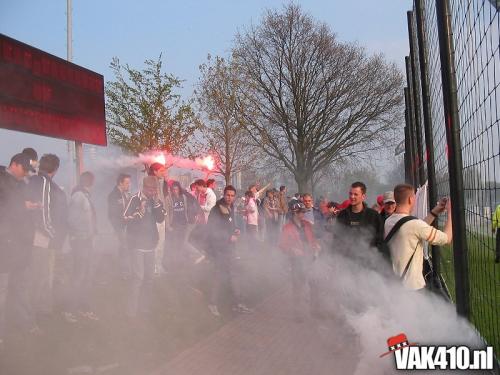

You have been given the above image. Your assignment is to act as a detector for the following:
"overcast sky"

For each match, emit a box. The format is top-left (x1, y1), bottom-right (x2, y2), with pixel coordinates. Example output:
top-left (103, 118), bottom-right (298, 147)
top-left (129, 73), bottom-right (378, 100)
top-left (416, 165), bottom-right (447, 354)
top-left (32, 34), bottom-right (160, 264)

top-left (0, 0), bottom-right (412, 180)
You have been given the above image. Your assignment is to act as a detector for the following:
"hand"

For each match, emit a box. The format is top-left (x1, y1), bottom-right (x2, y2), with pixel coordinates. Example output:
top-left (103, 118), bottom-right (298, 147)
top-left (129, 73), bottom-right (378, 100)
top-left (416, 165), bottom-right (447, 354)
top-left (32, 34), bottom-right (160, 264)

top-left (25, 201), bottom-right (42, 210)
top-left (234, 229), bottom-right (241, 236)
top-left (433, 197), bottom-right (448, 214)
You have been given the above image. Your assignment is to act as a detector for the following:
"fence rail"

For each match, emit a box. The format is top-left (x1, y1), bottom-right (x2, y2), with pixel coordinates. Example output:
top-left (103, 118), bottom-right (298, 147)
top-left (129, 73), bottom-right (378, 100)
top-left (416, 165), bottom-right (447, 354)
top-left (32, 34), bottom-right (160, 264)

top-left (404, 0), bottom-right (500, 361)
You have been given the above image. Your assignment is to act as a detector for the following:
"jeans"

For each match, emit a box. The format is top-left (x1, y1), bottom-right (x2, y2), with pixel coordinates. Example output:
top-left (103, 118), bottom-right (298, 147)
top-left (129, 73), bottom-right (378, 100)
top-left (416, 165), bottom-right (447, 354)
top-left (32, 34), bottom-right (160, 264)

top-left (164, 224), bottom-right (203, 272)
top-left (128, 249), bottom-right (155, 317)
top-left (289, 255), bottom-right (318, 318)
top-left (6, 264), bottom-right (36, 333)
top-left (28, 246), bottom-right (55, 314)
top-left (279, 214), bottom-right (287, 230)
top-left (66, 238), bottom-right (96, 313)
top-left (155, 222), bottom-right (166, 271)
top-left (113, 227), bottom-right (130, 277)
top-left (210, 249), bottom-right (241, 307)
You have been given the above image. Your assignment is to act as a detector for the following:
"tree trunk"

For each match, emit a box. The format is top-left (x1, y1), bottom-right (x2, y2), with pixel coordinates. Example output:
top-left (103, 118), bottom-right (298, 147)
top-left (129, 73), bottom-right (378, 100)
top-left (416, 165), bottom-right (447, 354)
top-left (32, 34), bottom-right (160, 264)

top-left (295, 172), bottom-right (311, 194)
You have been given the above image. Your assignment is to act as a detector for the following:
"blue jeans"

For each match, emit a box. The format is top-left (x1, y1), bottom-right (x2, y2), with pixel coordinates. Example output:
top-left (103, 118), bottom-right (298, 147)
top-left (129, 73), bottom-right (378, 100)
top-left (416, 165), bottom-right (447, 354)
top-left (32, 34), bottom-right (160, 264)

top-left (128, 249), bottom-right (155, 317)
top-left (66, 238), bottom-right (96, 313)
top-left (6, 265), bottom-right (36, 333)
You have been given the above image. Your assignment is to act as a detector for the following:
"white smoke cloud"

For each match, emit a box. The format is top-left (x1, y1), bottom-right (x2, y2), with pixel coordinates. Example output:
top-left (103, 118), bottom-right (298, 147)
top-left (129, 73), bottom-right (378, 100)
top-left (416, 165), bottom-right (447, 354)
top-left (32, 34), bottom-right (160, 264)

top-left (311, 224), bottom-right (483, 375)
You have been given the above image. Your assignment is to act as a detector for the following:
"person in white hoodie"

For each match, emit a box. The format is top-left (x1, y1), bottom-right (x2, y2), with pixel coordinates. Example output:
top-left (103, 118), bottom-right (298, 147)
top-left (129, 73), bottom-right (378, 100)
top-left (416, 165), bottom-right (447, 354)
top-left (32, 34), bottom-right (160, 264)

top-left (195, 179), bottom-right (216, 223)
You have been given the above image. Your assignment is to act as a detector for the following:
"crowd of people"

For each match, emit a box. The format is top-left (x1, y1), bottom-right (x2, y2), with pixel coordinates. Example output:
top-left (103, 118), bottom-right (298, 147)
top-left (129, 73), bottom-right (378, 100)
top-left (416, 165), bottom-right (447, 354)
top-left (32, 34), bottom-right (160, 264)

top-left (0, 146), bottom-right (467, 349)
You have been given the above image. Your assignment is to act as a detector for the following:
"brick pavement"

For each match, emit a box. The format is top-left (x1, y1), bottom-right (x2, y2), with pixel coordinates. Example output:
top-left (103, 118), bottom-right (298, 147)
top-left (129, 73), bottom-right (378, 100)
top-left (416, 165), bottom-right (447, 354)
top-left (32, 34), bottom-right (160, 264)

top-left (151, 289), bottom-right (359, 375)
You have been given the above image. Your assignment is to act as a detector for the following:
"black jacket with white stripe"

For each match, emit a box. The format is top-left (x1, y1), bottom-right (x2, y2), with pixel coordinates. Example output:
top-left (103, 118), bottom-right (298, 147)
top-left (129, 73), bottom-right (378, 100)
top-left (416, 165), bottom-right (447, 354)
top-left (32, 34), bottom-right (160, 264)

top-left (124, 192), bottom-right (165, 251)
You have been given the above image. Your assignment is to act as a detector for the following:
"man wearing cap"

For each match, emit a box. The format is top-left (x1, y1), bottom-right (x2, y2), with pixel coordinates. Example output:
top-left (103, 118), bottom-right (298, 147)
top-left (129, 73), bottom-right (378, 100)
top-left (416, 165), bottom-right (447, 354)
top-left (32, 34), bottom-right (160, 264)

top-left (279, 201), bottom-right (321, 321)
top-left (380, 191), bottom-right (397, 224)
top-left (22, 147), bottom-right (38, 175)
top-left (0, 153), bottom-right (38, 340)
top-left (124, 176), bottom-right (165, 318)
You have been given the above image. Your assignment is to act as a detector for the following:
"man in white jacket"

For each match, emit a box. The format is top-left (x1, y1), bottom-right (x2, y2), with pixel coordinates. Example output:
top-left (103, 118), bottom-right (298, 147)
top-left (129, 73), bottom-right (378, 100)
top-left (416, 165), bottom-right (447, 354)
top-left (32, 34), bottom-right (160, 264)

top-left (195, 179), bottom-right (216, 223)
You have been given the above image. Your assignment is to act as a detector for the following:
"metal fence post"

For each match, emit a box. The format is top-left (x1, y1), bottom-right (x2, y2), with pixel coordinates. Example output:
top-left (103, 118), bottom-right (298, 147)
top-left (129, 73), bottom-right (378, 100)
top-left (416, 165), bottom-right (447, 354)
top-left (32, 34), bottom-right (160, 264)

top-left (414, 0), bottom-right (445, 294)
top-left (405, 58), bottom-right (419, 187)
top-left (435, 0), bottom-right (470, 317)
top-left (404, 87), bottom-right (417, 186)
top-left (407, 11), bottom-right (426, 186)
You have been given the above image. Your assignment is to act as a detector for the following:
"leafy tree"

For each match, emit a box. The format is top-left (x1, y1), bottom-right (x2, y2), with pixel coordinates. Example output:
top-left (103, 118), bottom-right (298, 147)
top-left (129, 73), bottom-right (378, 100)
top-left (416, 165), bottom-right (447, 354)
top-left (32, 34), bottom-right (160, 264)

top-left (232, 4), bottom-right (404, 192)
top-left (196, 55), bottom-right (257, 185)
top-left (106, 56), bottom-right (200, 156)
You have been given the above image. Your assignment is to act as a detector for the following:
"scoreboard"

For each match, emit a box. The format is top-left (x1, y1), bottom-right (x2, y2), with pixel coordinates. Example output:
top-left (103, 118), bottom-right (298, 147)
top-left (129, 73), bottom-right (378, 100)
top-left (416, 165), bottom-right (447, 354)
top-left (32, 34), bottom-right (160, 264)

top-left (0, 34), bottom-right (106, 146)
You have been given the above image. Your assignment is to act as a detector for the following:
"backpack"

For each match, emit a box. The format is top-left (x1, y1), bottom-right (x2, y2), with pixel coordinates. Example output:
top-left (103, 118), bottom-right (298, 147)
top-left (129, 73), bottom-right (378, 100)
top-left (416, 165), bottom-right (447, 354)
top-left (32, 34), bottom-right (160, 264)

top-left (384, 216), bottom-right (417, 280)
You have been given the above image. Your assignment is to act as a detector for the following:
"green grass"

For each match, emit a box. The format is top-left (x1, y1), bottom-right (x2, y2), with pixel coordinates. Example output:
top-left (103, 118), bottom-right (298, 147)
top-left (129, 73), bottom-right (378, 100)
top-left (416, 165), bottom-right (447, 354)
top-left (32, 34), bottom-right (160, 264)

top-left (439, 233), bottom-right (499, 357)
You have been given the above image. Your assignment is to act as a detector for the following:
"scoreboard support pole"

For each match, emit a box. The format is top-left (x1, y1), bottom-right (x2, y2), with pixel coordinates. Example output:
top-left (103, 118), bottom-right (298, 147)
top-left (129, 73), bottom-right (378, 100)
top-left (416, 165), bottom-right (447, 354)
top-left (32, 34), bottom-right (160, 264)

top-left (75, 141), bottom-right (83, 177)
top-left (67, 0), bottom-right (83, 182)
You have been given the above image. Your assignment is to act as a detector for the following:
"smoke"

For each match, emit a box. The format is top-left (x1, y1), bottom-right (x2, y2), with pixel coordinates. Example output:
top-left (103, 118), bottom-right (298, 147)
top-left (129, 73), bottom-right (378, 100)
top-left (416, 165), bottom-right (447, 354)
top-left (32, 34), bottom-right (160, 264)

top-left (310, 223), bottom-right (483, 374)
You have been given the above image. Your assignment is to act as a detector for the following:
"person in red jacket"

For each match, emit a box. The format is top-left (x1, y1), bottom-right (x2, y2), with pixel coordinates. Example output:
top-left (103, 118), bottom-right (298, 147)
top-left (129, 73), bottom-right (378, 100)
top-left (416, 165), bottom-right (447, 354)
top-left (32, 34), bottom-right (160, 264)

top-left (279, 202), bottom-right (321, 321)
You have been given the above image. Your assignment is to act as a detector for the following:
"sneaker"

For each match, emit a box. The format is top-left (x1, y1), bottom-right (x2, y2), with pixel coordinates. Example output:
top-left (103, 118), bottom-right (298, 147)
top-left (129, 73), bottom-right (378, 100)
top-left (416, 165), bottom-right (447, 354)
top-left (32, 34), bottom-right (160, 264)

top-left (29, 325), bottom-right (43, 336)
top-left (232, 304), bottom-right (254, 314)
top-left (208, 304), bottom-right (221, 317)
top-left (154, 264), bottom-right (167, 276)
top-left (62, 311), bottom-right (78, 323)
top-left (79, 311), bottom-right (99, 321)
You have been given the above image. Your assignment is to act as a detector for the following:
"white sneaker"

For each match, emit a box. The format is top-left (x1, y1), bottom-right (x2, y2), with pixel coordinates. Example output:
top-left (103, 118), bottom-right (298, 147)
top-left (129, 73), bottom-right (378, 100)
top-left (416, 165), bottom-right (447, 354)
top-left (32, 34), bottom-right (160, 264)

top-left (62, 311), bottom-right (78, 323)
top-left (232, 304), bottom-right (254, 314)
top-left (208, 304), bottom-right (221, 317)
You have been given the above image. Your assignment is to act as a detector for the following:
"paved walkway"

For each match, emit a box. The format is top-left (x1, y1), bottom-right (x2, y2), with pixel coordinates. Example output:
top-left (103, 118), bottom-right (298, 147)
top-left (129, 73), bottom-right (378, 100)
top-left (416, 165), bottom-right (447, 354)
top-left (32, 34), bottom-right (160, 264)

top-left (151, 289), bottom-right (359, 375)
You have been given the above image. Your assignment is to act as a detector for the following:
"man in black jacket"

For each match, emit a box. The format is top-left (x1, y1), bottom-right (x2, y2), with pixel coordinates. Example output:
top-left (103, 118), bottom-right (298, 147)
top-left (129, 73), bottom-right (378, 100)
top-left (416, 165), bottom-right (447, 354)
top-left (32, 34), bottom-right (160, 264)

top-left (108, 173), bottom-right (131, 279)
top-left (124, 176), bottom-right (165, 318)
top-left (336, 182), bottom-right (384, 253)
top-left (0, 153), bottom-right (37, 339)
top-left (26, 154), bottom-right (67, 316)
top-left (206, 185), bottom-right (252, 317)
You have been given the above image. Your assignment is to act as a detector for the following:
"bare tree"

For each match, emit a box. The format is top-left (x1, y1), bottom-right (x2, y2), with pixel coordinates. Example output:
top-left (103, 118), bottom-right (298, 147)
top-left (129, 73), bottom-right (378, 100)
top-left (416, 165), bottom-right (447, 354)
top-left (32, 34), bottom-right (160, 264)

top-left (232, 4), bottom-right (404, 192)
top-left (196, 55), bottom-right (257, 185)
top-left (106, 56), bottom-right (200, 156)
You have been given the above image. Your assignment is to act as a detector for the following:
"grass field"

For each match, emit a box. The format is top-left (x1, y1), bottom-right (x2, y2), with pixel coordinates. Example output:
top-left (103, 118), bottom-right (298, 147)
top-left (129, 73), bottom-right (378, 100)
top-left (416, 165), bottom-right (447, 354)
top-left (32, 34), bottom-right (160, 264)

top-left (439, 232), bottom-right (499, 357)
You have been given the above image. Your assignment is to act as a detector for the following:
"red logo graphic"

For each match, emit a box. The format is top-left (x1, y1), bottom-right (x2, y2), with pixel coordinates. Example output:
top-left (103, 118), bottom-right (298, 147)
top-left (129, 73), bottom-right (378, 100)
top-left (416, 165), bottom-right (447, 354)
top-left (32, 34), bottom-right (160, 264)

top-left (379, 333), bottom-right (417, 358)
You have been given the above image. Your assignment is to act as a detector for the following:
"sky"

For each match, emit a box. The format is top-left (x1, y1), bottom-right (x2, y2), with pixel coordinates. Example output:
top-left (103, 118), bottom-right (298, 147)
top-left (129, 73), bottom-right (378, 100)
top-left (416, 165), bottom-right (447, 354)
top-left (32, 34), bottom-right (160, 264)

top-left (0, 0), bottom-right (412, 183)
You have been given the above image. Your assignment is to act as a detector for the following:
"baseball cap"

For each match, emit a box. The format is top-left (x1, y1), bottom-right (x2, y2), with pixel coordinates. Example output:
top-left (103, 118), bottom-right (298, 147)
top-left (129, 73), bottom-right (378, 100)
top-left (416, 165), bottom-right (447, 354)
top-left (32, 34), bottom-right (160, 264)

top-left (10, 153), bottom-right (35, 172)
top-left (383, 191), bottom-right (396, 204)
top-left (290, 201), bottom-right (306, 213)
top-left (148, 162), bottom-right (165, 175)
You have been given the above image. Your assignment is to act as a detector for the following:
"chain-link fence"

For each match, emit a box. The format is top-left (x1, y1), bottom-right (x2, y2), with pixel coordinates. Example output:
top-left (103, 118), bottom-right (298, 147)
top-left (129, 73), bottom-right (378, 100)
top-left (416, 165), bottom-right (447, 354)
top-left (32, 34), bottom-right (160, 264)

top-left (404, 0), bottom-right (499, 359)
